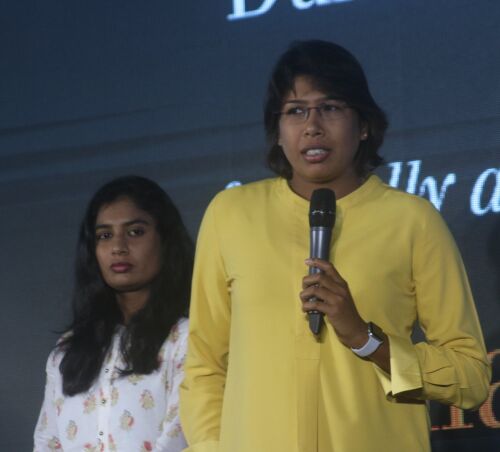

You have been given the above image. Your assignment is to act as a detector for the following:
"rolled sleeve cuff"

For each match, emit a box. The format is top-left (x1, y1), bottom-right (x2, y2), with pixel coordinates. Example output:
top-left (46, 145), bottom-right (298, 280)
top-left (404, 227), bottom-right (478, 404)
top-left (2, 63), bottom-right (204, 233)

top-left (373, 334), bottom-right (423, 399)
top-left (182, 440), bottom-right (219, 452)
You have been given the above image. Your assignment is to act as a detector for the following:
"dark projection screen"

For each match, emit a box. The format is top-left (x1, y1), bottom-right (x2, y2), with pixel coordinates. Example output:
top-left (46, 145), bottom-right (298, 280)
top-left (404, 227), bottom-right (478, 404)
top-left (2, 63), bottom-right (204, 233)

top-left (1, 0), bottom-right (499, 450)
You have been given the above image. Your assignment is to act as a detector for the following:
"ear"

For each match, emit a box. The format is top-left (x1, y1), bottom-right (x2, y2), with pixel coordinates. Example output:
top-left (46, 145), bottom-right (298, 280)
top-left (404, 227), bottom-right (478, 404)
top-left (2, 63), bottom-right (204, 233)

top-left (360, 124), bottom-right (369, 141)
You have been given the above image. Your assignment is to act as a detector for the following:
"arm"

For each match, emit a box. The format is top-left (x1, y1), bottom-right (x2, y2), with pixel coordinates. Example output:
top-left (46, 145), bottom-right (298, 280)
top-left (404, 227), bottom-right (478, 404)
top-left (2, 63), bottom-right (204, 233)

top-left (301, 259), bottom-right (391, 373)
top-left (301, 201), bottom-right (491, 409)
top-left (372, 202), bottom-right (491, 409)
top-left (33, 350), bottom-right (62, 451)
top-left (179, 197), bottom-right (230, 452)
top-left (154, 320), bottom-right (189, 452)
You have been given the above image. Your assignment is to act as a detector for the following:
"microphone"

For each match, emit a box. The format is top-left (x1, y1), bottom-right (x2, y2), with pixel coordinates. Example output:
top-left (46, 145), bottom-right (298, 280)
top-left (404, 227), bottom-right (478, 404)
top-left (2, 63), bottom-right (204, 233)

top-left (308, 188), bottom-right (336, 335)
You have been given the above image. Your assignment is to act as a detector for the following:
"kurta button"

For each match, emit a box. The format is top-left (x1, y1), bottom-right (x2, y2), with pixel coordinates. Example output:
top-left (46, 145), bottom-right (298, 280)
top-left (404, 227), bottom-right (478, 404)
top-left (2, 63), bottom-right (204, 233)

top-left (105, 368), bottom-right (109, 373)
top-left (101, 398), bottom-right (106, 405)
top-left (99, 431), bottom-right (103, 436)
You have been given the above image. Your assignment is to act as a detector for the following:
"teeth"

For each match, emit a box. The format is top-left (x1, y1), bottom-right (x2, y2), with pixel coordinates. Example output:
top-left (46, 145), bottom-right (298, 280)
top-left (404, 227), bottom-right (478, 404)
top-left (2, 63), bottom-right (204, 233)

top-left (306, 148), bottom-right (327, 156)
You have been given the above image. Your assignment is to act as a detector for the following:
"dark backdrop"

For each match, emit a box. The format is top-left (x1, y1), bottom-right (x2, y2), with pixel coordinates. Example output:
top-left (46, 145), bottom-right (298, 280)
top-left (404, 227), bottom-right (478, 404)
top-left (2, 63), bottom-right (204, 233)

top-left (1, 0), bottom-right (499, 450)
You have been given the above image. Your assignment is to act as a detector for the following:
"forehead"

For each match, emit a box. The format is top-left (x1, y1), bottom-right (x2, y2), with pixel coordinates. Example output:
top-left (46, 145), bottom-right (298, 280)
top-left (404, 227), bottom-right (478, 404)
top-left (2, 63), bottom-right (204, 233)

top-left (96, 197), bottom-right (152, 224)
top-left (283, 75), bottom-right (338, 102)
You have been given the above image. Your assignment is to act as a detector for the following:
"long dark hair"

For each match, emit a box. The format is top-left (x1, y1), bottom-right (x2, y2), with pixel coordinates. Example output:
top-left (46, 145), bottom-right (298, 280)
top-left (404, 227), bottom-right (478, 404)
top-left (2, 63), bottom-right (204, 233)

top-left (264, 40), bottom-right (388, 179)
top-left (58, 175), bottom-right (194, 396)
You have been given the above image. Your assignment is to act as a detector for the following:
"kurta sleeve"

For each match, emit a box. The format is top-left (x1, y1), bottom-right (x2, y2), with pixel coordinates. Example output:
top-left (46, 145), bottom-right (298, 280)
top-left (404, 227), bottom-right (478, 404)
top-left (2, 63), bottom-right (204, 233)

top-left (33, 350), bottom-right (62, 451)
top-left (154, 321), bottom-right (189, 452)
top-left (180, 196), bottom-right (231, 452)
top-left (373, 202), bottom-right (491, 409)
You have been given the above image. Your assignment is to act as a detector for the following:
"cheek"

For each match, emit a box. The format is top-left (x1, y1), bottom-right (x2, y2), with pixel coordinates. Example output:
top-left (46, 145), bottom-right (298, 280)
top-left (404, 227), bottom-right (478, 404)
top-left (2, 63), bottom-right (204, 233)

top-left (346, 114), bottom-right (364, 140)
top-left (333, 122), bottom-right (362, 151)
top-left (95, 247), bottom-right (107, 271)
top-left (277, 127), bottom-right (294, 154)
top-left (277, 126), bottom-right (283, 147)
top-left (142, 242), bottom-right (163, 275)
top-left (150, 250), bottom-right (162, 273)
top-left (278, 122), bottom-right (292, 147)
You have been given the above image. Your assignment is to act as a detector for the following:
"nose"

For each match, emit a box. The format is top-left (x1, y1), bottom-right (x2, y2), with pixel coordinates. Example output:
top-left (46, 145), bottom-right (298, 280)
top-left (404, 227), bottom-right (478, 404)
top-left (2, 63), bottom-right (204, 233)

top-left (111, 234), bottom-right (129, 255)
top-left (304, 108), bottom-right (324, 136)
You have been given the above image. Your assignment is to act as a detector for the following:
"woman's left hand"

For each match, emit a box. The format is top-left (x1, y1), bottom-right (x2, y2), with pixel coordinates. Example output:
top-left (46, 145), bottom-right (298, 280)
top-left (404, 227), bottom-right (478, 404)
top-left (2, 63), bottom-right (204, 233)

top-left (300, 258), bottom-right (368, 348)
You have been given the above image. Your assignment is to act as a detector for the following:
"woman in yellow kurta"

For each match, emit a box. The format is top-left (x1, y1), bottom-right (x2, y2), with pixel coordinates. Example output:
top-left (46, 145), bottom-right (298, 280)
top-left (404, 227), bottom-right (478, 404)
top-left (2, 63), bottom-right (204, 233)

top-left (180, 40), bottom-right (491, 452)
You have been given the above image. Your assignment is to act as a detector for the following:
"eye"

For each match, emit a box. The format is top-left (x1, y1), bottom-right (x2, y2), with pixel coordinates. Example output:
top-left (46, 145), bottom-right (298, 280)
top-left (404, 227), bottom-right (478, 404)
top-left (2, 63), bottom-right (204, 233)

top-left (96, 231), bottom-right (112, 241)
top-left (284, 106), bottom-right (306, 117)
top-left (320, 103), bottom-right (340, 113)
top-left (128, 227), bottom-right (145, 237)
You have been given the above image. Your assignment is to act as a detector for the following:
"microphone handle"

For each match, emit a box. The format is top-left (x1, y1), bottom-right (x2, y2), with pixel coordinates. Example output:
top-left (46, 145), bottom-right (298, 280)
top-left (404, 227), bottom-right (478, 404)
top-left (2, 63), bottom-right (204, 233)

top-left (308, 227), bottom-right (332, 335)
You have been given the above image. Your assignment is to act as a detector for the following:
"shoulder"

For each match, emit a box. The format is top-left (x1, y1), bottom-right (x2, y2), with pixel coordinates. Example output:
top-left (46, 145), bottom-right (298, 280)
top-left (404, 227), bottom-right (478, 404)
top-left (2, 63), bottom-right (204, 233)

top-left (47, 329), bottom-right (77, 366)
top-left (374, 176), bottom-right (433, 208)
top-left (371, 177), bottom-right (442, 222)
top-left (208, 178), bottom-right (279, 212)
top-left (44, 334), bottom-right (69, 373)
top-left (367, 177), bottom-right (453, 243)
top-left (170, 317), bottom-right (189, 341)
top-left (201, 178), bottom-right (281, 233)
top-left (161, 318), bottom-right (189, 355)
top-left (55, 330), bottom-right (73, 345)
top-left (154, 319), bottom-right (189, 373)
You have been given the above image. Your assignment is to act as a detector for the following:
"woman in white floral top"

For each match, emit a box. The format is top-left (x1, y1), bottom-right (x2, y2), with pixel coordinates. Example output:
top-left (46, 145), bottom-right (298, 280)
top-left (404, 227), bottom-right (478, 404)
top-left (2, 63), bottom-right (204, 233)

top-left (34, 176), bottom-right (193, 452)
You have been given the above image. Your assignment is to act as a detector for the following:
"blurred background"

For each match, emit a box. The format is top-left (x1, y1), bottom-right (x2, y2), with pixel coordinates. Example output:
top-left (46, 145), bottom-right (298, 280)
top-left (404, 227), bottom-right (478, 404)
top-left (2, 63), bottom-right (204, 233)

top-left (1, 0), bottom-right (499, 449)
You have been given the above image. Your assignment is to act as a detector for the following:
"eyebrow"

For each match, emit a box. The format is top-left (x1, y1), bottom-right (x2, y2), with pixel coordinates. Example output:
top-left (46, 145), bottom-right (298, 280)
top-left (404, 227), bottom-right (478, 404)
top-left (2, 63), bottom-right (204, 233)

top-left (95, 218), bottom-right (151, 230)
top-left (283, 95), bottom-right (341, 104)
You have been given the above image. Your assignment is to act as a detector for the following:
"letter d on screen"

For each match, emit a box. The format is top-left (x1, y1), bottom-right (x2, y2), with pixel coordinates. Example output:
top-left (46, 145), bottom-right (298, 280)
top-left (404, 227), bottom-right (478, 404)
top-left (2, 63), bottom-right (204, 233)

top-left (227, 0), bottom-right (277, 20)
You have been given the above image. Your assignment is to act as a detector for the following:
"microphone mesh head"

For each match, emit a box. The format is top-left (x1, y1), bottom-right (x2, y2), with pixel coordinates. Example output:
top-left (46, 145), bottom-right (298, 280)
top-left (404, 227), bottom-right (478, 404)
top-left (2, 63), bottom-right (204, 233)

top-left (309, 188), bottom-right (336, 228)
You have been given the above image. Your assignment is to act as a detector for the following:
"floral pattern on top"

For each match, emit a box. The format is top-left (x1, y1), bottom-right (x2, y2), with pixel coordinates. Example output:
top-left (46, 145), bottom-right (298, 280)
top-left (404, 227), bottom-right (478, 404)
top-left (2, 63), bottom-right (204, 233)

top-left (34, 318), bottom-right (189, 452)
top-left (65, 420), bottom-right (77, 440)
top-left (141, 390), bottom-right (156, 410)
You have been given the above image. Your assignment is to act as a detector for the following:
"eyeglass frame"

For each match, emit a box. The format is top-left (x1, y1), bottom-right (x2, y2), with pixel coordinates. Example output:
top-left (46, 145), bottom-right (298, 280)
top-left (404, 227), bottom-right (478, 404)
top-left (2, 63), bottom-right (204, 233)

top-left (276, 101), bottom-right (352, 124)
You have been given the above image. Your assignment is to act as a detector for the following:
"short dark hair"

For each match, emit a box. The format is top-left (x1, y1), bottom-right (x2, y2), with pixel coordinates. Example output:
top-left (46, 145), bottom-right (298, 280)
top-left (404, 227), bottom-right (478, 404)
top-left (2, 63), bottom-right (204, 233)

top-left (264, 40), bottom-right (388, 179)
top-left (59, 175), bottom-right (194, 396)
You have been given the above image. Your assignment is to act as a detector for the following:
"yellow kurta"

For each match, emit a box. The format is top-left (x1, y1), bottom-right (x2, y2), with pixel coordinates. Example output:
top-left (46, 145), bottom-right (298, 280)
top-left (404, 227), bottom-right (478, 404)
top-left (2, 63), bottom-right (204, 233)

top-left (180, 175), bottom-right (490, 452)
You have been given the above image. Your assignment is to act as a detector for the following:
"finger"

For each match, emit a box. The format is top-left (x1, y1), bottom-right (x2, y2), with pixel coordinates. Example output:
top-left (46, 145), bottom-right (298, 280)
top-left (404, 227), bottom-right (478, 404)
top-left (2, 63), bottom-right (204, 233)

top-left (302, 299), bottom-right (326, 313)
top-left (305, 259), bottom-right (345, 284)
top-left (301, 298), bottom-right (336, 316)
top-left (302, 272), bottom-right (325, 288)
top-left (302, 272), bottom-right (342, 291)
top-left (300, 285), bottom-right (345, 305)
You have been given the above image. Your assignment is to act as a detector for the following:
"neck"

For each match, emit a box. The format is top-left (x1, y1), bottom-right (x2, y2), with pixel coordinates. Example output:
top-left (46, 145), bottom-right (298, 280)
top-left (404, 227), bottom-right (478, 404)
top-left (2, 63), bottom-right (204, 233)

top-left (116, 289), bottom-right (150, 324)
top-left (289, 173), bottom-right (366, 201)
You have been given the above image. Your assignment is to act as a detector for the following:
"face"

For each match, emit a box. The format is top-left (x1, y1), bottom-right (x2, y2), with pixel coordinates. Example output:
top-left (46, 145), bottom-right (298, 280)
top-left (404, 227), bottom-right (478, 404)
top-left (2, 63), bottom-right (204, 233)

top-left (95, 197), bottom-right (162, 296)
top-left (278, 76), bottom-right (367, 199)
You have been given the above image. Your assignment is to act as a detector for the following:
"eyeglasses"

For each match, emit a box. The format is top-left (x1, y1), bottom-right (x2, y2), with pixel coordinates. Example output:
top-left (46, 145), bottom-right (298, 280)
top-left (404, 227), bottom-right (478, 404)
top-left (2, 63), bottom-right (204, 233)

top-left (278, 102), bottom-right (350, 125)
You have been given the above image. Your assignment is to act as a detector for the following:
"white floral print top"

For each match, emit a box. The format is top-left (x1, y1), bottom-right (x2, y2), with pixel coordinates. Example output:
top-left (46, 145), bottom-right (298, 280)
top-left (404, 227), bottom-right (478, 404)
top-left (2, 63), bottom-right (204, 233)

top-left (34, 318), bottom-right (188, 452)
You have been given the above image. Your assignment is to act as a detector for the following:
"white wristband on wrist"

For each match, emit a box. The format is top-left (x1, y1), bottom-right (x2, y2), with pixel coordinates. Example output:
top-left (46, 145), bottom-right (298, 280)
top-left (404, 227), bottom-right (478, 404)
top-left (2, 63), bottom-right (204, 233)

top-left (351, 322), bottom-right (384, 358)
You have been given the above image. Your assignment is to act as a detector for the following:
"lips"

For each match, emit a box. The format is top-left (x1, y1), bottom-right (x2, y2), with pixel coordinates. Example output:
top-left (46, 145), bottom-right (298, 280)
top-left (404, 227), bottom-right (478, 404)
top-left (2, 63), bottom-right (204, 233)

top-left (110, 262), bottom-right (133, 273)
top-left (302, 147), bottom-right (330, 163)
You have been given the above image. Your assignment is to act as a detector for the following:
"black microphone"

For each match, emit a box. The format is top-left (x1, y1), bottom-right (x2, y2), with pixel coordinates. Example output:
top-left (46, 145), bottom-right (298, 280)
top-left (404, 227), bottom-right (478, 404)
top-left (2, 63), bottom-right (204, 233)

top-left (308, 188), bottom-right (336, 335)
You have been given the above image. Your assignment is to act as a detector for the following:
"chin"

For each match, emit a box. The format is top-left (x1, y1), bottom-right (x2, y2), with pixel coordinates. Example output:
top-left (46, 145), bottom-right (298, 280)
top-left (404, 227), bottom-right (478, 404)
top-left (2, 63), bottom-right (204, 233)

top-left (306, 174), bottom-right (338, 185)
top-left (105, 279), bottom-right (141, 293)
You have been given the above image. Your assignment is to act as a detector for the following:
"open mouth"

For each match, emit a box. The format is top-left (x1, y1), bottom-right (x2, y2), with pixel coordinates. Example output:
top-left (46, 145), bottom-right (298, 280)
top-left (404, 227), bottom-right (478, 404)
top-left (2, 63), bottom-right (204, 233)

top-left (302, 148), bottom-right (330, 162)
top-left (305, 148), bottom-right (328, 156)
